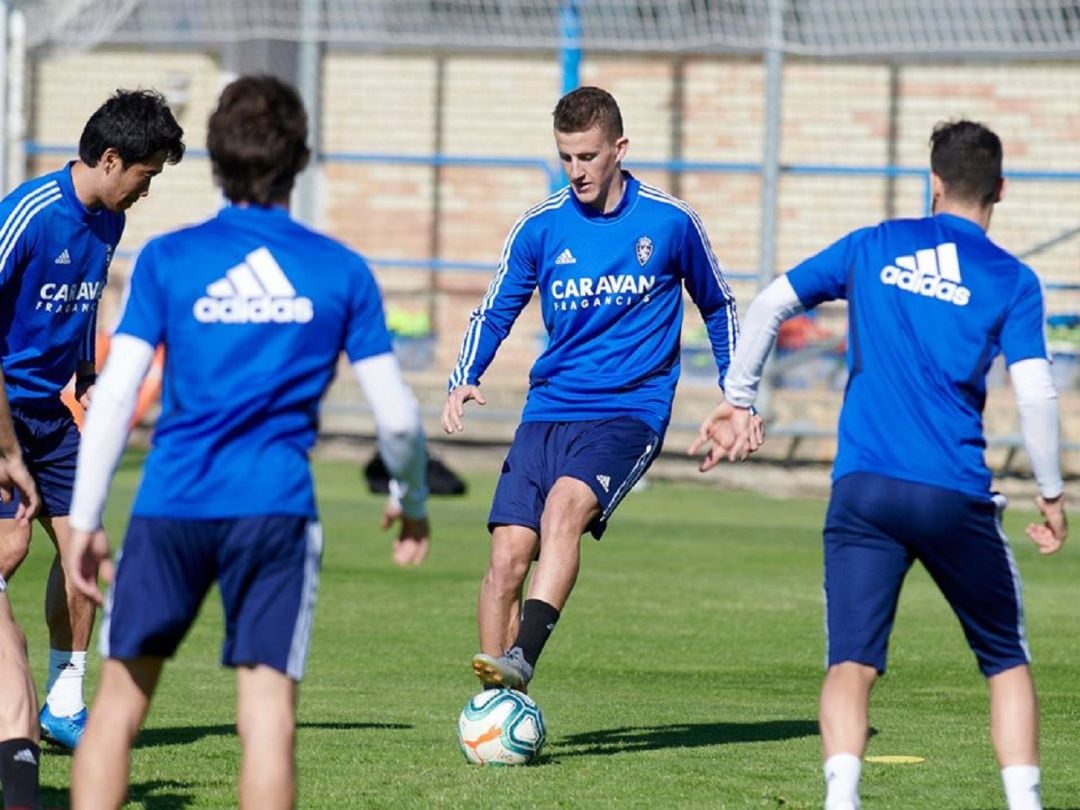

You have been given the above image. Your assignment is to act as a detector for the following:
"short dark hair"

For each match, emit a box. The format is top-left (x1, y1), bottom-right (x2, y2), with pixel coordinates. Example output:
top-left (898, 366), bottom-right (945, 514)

top-left (929, 120), bottom-right (1003, 208)
top-left (78, 89), bottom-right (185, 167)
top-left (553, 86), bottom-right (623, 140)
top-left (207, 75), bottom-right (311, 206)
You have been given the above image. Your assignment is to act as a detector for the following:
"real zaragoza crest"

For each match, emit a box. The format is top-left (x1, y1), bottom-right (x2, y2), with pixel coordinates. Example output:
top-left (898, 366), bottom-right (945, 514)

top-left (635, 236), bottom-right (653, 267)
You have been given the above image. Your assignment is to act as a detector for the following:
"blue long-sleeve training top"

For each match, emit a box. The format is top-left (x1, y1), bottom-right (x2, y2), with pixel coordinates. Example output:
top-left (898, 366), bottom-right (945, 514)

top-left (449, 172), bottom-right (737, 434)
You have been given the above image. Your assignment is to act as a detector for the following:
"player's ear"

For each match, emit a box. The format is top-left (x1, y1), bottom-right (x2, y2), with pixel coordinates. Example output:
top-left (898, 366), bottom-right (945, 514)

top-left (929, 172), bottom-right (945, 207)
top-left (994, 176), bottom-right (1005, 205)
top-left (100, 147), bottom-right (122, 175)
top-left (614, 135), bottom-right (629, 164)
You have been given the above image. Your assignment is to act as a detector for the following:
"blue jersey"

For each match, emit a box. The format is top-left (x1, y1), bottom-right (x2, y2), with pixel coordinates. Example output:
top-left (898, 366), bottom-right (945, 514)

top-left (449, 173), bottom-right (737, 433)
top-left (116, 205), bottom-right (393, 519)
top-left (0, 163), bottom-right (123, 405)
top-left (787, 213), bottom-right (1048, 498)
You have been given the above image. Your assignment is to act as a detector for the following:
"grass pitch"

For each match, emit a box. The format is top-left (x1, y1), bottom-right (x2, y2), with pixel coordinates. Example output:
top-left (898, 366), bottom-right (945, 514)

top-left (13, 452), bottom-right (1080, 808)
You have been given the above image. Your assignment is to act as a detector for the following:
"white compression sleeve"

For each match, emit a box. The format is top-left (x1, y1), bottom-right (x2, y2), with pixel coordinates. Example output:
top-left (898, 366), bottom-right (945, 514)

top-left (1009, 357), bottom-right (1064, 499)
top-left (352, 353), bottom-right (429, 518)
top-left (723, 275), bottom-right (804, 408)
top-left (68, 335), bottom-right (155, 532)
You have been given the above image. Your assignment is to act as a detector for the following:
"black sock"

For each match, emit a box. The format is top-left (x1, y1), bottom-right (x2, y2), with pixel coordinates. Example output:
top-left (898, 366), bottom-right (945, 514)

top-left (0, 738), bottom-right (40, 810)
top-left (513, 599), bottom-right (561, 667)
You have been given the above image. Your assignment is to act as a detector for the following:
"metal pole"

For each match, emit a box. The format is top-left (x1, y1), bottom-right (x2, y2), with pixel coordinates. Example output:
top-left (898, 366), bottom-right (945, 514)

top-left (0, 0), bottom-right (8, 193)
top-left (554, 0), bottom-right (581, 192)
top-left (6, 8), bottom-right (23, 192)
top-left (559, 0), bottom-right (581, 96)
top-left (670, 57), bottom-right (685, 198)
top-left (428, 55), bottom-right (446, 340)
top-left (295, 0), bottom-right (320, 226)
top-left (755, 0), bottom-right (785, 418)
top-left (885, 63), bottom-right (900, 219)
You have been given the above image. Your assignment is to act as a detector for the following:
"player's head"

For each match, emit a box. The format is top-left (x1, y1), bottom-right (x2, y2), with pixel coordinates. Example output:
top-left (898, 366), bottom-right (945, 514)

top-left (929, 120), bottom-right (1003, 211)
top-left (553, 86), bottom-right (628, 211)
top-left (78, 89), bottom-right (185, 213)
top-left (207, 75), bottom-right (311, 206)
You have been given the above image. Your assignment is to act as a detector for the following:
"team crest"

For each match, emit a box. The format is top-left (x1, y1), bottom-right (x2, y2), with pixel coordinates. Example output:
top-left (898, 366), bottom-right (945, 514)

top-left (635, 236), bottom-right (653, 267)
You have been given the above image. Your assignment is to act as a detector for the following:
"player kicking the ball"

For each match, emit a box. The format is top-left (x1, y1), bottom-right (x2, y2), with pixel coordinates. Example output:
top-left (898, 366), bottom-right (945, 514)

top-left (443, 86), bottom-right (757, 693)
top-left (65, 75), bottom-right (429, 810)
top-left (693, 120), bottom-right (1065, 810)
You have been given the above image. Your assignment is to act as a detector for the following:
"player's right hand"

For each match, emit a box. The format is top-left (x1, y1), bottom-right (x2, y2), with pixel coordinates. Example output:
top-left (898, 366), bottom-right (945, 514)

top-left (0, 454), bottom-right (40, 525)
top-left (441, 385), bottom-right (486, 434)
top-left (66, 528), bottom-right (114, 605)
top-left (381, 500), bottom-right (431, 566)
top-left (1026, 493), bottom-right (1067, 555)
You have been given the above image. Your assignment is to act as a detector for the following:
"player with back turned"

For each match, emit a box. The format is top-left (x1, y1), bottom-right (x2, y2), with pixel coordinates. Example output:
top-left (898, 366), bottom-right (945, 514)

top-left (0, 90), bottom-right (184, 750)
top-left (693, 120), bottom-right (1065, 810)
top-left (443, 86), bottom-right (756, 693)
top-left (64, 75), bottom-right (430, 810)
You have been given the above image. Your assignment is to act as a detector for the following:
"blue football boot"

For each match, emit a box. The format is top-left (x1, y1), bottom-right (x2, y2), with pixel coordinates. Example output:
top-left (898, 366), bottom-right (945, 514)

top-left (39, 705), bottom-right (87, 749)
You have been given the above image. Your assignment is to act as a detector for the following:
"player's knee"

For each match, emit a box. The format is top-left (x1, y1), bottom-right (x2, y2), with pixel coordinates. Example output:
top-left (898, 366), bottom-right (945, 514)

top-left (0, 617), bottom-right (28, 657)
top-left (486, 546), bottom-right (530, 590)
top-left (0, 523), bottom-right (32, 579)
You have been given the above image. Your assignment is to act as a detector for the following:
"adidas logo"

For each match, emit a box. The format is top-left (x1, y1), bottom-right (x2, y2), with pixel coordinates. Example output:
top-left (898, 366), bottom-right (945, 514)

top-left (879, 242), bottom-right (970, 306)
top-left (194, 247), bottom-right (314, 324)
top-left (54, 248), bottom-right (71, 265)
top-left (596, 474), bottom-right (611, 493)
top-left (554, 248), bottom-right (577, 265)
top-left (13, 747), bottom-right (36, 765)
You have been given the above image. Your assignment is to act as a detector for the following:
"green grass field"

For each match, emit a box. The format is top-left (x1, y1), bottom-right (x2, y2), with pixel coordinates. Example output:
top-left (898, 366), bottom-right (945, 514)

top-left (11, 453), bottom-right (1080, 808)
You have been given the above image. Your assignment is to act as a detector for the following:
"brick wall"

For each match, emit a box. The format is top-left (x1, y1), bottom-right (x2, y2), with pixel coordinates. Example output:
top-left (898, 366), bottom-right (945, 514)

top-left (23, 47), bottom-right (1080, 468)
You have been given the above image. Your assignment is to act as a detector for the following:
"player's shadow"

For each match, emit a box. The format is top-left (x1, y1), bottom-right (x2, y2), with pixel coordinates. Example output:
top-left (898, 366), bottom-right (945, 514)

top-left (135, 720), bottom-right (412, 749)
top-left (552, 719), bottom-right (819, 757)
top-left (125, 779), bottom-right (198, 809)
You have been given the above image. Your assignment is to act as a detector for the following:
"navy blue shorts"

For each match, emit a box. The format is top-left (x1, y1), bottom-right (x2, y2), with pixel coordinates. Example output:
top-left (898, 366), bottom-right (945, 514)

top-left (488, 417), bottom-right (662, 540)
top-left (102, 515), bottom-right (323, 680)
top-left (824, 472), bottom-right (1029, 677)
top-left (0, 405), bottom-right (80, 518)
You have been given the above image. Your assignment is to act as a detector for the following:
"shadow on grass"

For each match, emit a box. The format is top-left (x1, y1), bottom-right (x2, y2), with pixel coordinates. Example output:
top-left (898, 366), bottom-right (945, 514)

top-left (38, 779), bottom-right (196, 810)
top-left (551, 719), bottom-right (819, 757)
top-left (127, 779), bottom-right (197, 809)
top-left (135, 720), bottom-right (411, 749)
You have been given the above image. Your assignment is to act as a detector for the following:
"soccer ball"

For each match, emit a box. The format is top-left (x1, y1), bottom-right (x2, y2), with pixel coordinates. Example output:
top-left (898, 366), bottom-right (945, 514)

top-left (457, 689), bottom-right (546, 766)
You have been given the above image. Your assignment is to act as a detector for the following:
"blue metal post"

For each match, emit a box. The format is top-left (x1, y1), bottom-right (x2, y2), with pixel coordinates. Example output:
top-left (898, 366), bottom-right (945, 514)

top-left (560, 0), bottom-right (581, 96)
top-left (554, 0), bottom-right (581, 191)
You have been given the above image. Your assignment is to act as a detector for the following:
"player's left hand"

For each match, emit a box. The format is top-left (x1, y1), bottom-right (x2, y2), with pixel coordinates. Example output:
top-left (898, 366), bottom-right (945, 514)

top-left (382, 501), bottom-right (431, 566)
top-left (1026, 493), bottom-right (1067, 555)
top-left (66, 528), bottom-right (113, 605)
top-left (688, 401), bottom-right (765, 470)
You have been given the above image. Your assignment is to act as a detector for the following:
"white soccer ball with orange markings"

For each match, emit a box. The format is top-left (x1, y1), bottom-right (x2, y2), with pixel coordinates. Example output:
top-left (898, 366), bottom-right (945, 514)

top-left (457, 689), bottom-right (546, 766)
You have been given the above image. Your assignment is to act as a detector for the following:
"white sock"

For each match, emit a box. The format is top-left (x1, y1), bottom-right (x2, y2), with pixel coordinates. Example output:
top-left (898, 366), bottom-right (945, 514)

top-left (824, 753), bottom-right (861, 810)
top-left (1001, 765), bottom-right (1042, 810)
top-left (45, 649), bottom-right (86, 717)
